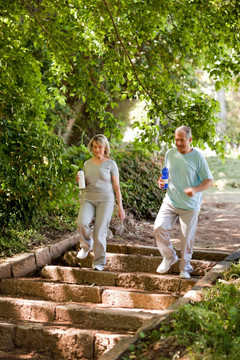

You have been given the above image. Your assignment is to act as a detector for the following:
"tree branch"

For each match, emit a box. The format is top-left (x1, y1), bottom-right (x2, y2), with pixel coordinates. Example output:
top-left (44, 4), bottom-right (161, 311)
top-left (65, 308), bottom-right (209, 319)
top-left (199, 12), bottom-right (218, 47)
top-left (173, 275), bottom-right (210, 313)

top-left (21, 0), bottom-right (76, 72)
top-left (102, 0), bottom-right (173, 121)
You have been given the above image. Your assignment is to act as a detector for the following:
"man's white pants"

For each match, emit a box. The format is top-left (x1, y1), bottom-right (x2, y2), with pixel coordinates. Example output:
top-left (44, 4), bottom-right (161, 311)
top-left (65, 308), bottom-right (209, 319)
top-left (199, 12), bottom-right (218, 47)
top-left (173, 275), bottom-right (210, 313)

top-left (154, 198), bottom-right (199, 272)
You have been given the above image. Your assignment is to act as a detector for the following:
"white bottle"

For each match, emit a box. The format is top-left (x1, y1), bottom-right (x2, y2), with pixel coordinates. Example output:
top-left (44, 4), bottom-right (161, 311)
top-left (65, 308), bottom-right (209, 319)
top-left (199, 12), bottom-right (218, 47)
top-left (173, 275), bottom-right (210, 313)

top-left (77, 169), bottom-right (86, 189)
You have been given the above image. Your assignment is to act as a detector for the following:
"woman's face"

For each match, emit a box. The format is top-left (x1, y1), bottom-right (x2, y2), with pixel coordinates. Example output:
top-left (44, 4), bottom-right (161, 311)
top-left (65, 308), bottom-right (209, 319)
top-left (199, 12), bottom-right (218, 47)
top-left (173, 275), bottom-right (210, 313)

top-left (92, 141), bottom-right (106, 158)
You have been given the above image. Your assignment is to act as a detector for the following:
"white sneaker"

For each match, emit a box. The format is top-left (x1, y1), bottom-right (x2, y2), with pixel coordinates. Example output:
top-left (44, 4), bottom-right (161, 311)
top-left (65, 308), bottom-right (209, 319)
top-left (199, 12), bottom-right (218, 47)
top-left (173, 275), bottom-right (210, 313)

top-left (156, 255), bottom-right (178, 274)
top-left (77, 248), bottom-right (91, 259)
top-left (180, 271), bottom-right (191, 279)
top-left (93, 265), bottom-right (104, 271)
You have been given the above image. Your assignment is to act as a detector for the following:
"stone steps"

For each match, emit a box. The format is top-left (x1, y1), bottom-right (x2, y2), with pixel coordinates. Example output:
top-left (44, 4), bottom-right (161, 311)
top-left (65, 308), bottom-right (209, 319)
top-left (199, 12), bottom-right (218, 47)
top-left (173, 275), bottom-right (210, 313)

top-left (0, 320), bottom-right (130, 359)
top-left (63, 251), bottom-right (215, 276)
top-left (0, 277), bottom-right (178, 310)
top-left (106, 244), bottom-right (230, 262)
top-left (0, 243), bottom-right (230, 359)
top-left (0, 297), bottom-right (156, 331)
top-left (41, 265), bottom-right (198, 293)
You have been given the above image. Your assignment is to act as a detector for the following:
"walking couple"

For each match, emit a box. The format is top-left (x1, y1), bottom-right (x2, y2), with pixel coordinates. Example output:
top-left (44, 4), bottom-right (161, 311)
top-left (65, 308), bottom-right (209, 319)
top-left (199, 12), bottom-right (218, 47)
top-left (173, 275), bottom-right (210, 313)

top-left (76, 126), bottom-right (214, 278)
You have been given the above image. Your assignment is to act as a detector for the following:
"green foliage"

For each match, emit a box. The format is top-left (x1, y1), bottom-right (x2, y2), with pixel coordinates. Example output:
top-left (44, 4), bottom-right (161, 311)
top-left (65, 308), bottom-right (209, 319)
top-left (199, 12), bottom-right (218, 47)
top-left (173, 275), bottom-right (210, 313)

top-left (0, 139), bottom-right (91, 256)
top-left (122, 273), bottom-right (240, 360)
top-left (1, 0), bottom-right (240, 152)
top-left (112, 149), bottom-right (165, 218)
top-left (0, 210), bottom-right (77, 258)
top-left (0, 228), bottom-right (35, 257)
top-left (0, 117), bottom-right (74, 226)
top-left (169, 283), bottom-right (240, 359)
top-left (224, 260), bottom-right (240, 280)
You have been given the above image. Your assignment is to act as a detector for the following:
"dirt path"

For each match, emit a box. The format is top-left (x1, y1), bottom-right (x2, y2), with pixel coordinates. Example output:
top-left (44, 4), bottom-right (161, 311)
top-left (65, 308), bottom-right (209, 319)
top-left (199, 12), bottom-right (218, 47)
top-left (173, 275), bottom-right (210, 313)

top-left (113, 188), bottom-right (240, 254)
top-left (193, 188), bottom-right (240, 252)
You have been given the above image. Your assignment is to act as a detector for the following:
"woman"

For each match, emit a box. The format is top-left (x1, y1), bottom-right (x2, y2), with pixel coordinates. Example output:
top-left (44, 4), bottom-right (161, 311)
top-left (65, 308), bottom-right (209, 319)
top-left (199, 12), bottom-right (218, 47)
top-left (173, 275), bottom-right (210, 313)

top-left (76, 134), bottom-right (125, 271)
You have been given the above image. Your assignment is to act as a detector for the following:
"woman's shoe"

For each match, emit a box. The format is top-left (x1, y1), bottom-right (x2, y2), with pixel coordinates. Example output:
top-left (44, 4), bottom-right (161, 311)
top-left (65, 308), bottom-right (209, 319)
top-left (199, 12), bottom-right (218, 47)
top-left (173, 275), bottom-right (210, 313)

top-left (77, 248), bottom-right (91, 259)
top-left (92, 265), bottom-right (104, 271)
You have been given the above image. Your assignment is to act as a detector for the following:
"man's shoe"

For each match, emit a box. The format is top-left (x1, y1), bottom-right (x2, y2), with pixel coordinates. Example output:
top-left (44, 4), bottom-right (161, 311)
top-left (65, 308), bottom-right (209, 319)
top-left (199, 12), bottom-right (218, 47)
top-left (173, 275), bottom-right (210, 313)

top-left (77, 247), bottom-right (91, 259)
top-left (156, 255), bottom-right (178, 274)
top-left (180, 271), bottom-right (191, 279)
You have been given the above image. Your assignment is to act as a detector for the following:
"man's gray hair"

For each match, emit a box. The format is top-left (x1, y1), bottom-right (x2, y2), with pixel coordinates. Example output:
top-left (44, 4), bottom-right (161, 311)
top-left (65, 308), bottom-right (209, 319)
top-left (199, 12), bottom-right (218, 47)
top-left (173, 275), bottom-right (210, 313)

top-left (176, 126), bottom-right (192, 139)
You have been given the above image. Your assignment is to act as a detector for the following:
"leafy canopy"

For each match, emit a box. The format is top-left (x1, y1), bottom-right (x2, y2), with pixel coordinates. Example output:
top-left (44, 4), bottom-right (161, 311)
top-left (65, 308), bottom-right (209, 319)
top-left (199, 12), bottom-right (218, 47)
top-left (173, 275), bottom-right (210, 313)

top-left (1, 0), bottom-right (240, 146)
top-left (1, 0), bottom-right (240, 225)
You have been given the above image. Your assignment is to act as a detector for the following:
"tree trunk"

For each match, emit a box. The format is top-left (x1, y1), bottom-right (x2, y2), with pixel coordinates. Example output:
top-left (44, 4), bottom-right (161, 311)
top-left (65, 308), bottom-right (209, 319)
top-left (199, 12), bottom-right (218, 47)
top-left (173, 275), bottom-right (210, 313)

top-left (216, 88), bottom-right (227, 135)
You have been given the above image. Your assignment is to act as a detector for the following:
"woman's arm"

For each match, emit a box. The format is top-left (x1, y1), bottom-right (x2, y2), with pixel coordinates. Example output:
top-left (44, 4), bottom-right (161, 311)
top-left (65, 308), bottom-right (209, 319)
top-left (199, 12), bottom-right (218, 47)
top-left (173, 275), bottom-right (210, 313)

top-left (112, 175), bottom-right (125, 221)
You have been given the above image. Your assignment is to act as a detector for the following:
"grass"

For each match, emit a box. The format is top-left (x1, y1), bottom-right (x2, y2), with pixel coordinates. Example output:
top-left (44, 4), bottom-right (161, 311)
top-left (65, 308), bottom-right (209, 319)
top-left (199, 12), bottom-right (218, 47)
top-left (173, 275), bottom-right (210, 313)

top-left (0, 181), bottom-right (80, 258)
top-left (0, 209), bottom-right (77, 258)
top-left (121, 261), bottom-right (240, 360)
top-left (207, 154), bottom-right (240, 190)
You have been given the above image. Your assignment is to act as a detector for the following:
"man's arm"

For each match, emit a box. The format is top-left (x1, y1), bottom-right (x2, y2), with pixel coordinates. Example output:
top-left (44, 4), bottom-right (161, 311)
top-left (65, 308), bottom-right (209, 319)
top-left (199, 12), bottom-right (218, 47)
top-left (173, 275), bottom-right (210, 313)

top-left (184, 179), bottom-right (214, 197)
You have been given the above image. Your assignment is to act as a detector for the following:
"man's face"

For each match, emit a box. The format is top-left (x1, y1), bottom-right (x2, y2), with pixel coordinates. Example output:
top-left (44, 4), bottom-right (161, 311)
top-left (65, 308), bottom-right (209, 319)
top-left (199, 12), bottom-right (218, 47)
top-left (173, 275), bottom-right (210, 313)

top-left (175, 130), bottom-right (192, 154)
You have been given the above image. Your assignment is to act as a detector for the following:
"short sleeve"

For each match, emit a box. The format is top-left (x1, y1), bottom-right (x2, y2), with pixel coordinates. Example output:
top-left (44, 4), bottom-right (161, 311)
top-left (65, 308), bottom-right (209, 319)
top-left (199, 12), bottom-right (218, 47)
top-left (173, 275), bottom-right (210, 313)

top-left (111, 160), bottom-right (119, 177)
top-left (197, 152), bottom-right (213, 182)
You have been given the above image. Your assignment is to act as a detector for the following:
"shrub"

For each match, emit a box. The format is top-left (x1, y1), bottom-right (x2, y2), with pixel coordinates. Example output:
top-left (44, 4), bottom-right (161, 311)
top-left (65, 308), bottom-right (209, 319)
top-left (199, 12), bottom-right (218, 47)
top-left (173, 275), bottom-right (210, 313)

top-left (112, 149), bottom-right (165, 218)
top-left (0, 118), bottom-right (74, 227)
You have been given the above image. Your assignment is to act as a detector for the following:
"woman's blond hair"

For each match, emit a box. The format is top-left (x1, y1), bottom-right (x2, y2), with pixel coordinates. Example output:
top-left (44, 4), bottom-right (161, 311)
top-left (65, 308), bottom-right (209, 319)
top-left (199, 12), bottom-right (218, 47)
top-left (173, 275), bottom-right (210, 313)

top-left (87, 134), bottom-right (110, 156)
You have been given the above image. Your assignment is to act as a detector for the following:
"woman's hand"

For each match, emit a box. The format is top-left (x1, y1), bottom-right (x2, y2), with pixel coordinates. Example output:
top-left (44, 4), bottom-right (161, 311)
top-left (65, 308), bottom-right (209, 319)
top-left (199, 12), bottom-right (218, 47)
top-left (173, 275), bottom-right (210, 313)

top-left (118, 206), bottom-right (125, 222)
top-left (112, 175), bottom-right (125, 222)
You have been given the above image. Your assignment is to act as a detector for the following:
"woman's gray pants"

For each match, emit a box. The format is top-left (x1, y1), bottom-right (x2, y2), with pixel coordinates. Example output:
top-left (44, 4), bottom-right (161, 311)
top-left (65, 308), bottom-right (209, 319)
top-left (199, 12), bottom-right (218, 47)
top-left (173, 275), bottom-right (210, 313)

top-left (154, 198), bottom-right (199, 272)
top-left (76, 199), bottom-right (114, 268)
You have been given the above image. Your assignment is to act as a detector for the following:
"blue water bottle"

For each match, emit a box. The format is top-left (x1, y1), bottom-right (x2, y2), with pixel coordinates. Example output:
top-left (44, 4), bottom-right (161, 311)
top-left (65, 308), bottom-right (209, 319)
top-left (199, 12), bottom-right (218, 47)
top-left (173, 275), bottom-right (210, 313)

top-left (161, 167), bottom-right (169, 189)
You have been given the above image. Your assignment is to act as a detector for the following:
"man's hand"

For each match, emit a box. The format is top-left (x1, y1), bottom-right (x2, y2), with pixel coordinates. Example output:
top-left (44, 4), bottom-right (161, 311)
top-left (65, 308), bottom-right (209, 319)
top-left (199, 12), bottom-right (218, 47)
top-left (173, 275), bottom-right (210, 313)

top-left (157, 178), bottom-right (165, 189)
top-left (184, 187), bottom-right (196, 197)
top-left (184, 179), bottom-right (214, 197)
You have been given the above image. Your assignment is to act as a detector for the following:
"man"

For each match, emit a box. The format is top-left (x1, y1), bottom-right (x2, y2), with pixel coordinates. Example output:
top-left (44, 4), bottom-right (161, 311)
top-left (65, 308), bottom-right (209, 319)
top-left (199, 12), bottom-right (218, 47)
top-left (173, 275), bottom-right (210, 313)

top-left (154, 126), bottom-right (214, 279)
